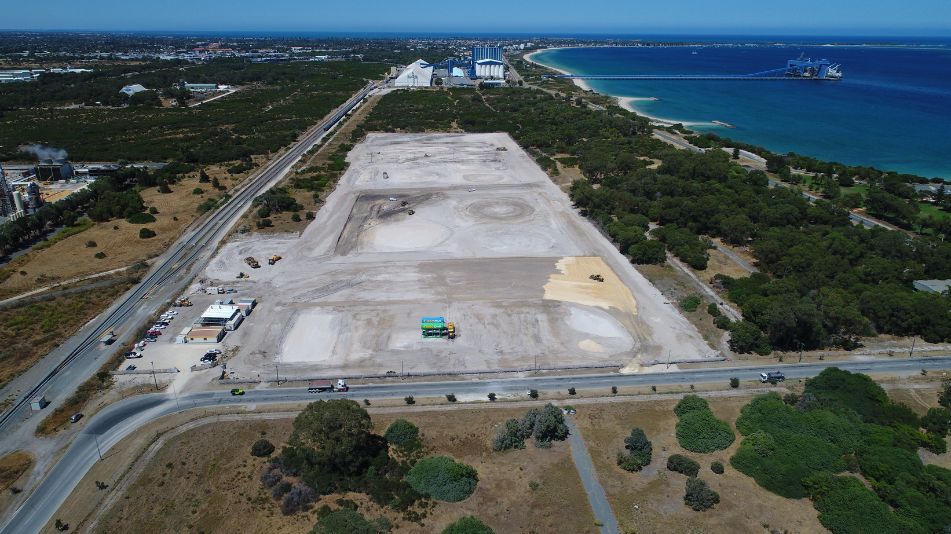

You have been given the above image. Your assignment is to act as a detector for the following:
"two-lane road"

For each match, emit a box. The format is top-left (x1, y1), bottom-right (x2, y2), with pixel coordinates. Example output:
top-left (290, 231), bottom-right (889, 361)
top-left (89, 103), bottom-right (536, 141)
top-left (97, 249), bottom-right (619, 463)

top-left (3, 356), bottom-right (949, 533)
top-left (0, 82), bottom-right (378, 441)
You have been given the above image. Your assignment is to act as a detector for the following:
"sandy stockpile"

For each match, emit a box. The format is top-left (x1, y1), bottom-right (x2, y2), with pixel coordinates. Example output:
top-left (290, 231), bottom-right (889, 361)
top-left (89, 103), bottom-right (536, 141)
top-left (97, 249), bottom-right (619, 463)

top-left (543, 256), bottom-right (637, 315)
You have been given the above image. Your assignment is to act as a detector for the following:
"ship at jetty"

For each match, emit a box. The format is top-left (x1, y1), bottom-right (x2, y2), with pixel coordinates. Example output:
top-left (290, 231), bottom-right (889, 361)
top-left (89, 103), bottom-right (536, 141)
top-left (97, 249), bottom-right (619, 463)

top-left (785, 56), bottom-right (843, 80)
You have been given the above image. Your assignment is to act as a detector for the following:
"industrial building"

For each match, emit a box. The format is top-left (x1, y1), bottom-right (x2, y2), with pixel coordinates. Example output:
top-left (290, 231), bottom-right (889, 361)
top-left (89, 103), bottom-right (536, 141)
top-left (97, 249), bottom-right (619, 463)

top-left (198, 304), bottom-right (245, 331)
top-left (120, 84), bottom-right (148, 96)
top-left (185, 326), bottom-right (225, 344)
top-left (913, 280), bottom-right (951, 294)
top-left (36, 161), bottom-right (73, 181)
top-left (474, 59), bottom-right (505, 79)
top-left (181, 82), bottom-right (227, 92)
top-left (0, 70), bottom-right (34, 83)
top-left (394, 60), bottom-right (434, 87)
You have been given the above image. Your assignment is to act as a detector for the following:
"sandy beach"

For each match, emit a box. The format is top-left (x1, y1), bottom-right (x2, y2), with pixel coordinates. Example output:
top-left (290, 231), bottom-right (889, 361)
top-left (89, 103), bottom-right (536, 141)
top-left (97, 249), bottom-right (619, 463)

top-left (524, 48), bottom-right (713, 128)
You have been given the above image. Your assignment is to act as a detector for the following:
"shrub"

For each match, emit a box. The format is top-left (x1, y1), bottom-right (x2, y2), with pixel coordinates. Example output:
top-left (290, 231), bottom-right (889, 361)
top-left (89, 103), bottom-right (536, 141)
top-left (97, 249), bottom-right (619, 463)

top-left (567, 387), bottom-right (576, 395)
top-left (312, 509), bottom-right (390, 534)
top-left (271, 480), bottom-right (292, 499)
top-left (628, 239), bottom-right (667, 264)
top-left (667, 454), bottom-right (700, 477)
top-left (679, 294), bottom-right (702, 312)
top-left (676, 409), bottom-right (736, 453)
top-left (260, 466), bottom-right (282, 487)
top-left (148, 206), bottom-right (158, 214)
top-left (804, 473), bottom-right (908, 534)
top-left (94, 252), bottom-right (106, 259)
top-left (441, 516), bottom-right (495, 534)
top-left (492, 418), bottom-right (528, 451)
top-left (85, 240), bottom-right (97, 248)
top-left (714, 315), bottom-right (732, 330)
top-left (138, 228), bottom-right (156, 239)
top-left (674, 395), bottom-right (709, 417)
top-left (126, 212), bottom-right (156, 224)
top-left (528, 389), bottom-right (538, 399)
top-left (405, 456), bottom-right (478, 502)
top-left (707, 303), bottom-right (720, 317)
top-left (684, 477), bottom-right (719, 511)
top-left (251, 439), bottom-right (275, 457)
top-left (487, 393), bottom-right (497, 401)
top-left (921, 407), bottom-right (951, 436)
top-left (291, 213), bottom-right (302, 222)
top-left (404, 396), bottom-right (415, 405)
top-left (611, 386), bottom-right (618, 394)
top-left (446, 393), bottom-right (457, 402)
top-left (384, 419), bottom-right (420, 448)
top-left (280, 483), bottom-right (317, 514)
top-left (711, 461), bottom-right (724, 474)
top-left (192, 187), bottom-right (205, 195)
top-left (158, 182), bottom-right (172, 193)
top-left (306, 211), bottom-right (315, 220)
top-left (617, 427), bottom-right (652, 472)
top-left (730, 377), bottom-right (739, 389)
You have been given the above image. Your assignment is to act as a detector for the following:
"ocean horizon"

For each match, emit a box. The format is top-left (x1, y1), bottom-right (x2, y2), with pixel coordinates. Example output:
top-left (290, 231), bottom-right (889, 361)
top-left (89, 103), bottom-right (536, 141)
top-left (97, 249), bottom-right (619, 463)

top-left (529, 41), bottom-right (951, 179)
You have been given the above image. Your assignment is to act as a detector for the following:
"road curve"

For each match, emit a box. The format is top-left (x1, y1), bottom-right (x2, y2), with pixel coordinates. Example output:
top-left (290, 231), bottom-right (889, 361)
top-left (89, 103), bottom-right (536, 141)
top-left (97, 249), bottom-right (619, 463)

top-left (3, 356), bottom-right (949, 534)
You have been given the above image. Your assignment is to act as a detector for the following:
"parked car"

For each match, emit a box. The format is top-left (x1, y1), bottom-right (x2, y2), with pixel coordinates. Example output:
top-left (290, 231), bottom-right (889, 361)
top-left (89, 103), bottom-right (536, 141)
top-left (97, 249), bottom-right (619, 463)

top-left (200, 354), bottom-right (218, 363)
top-left (124, 351), bottom-right (142, 359)
top-left (125, 364), bottom-right (137, 371)
top-left (69, 413), bottom-right (83, 423)
top-left (205, 349), bottom-right (222, 355)
top-left (230, 388), bottom-right (245, 396)
top-left (144, 336), bottom-right (158, 343)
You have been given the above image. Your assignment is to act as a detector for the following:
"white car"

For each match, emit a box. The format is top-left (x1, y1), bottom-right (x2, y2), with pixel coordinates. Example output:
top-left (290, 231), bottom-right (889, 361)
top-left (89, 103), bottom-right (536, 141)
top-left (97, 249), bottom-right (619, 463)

top-left (164, 310), bottom-right (178, 316)
top-left (389, 197), bottom-right (397, 201)
top-left (151, 324), bottom-right (166, 330)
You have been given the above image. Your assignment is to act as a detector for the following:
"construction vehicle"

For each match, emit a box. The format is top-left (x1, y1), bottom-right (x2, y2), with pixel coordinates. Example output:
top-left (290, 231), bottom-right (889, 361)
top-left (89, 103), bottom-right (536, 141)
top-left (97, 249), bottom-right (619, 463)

top-left (173, 298), bottom-right (193, 307)
top-left (236, 272), bottom-right (249, 279)
top-left (245, 256), bottom-right (260, 269)
top-left (421, 316), bottom-right (457, 339)
top-left (307, 379), bottom-right (349, 393)
top-left (589, 274), bottom-right (604, 282)
top-left (268, 254), bottom-right (282, 265)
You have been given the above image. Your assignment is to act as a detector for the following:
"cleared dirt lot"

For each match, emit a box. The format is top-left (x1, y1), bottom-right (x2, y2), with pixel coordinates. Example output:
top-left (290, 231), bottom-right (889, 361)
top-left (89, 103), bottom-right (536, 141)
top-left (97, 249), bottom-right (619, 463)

top-left (95, 406), bottom-right (596, 534)
top-left (201, 133), bottom-right (715, 380)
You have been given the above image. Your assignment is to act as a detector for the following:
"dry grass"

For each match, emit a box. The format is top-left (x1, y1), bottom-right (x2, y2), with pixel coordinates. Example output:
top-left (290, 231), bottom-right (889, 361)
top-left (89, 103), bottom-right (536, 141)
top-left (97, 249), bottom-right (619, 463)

top-left (0, 174), bottom-right (209, 295)
top-left (97, 406), bottom-right (596, 534)
top-left (635, 263), bottom-right (727, 351)
top-left (0, 451), bottom-right (32, 493)
top-left (0, 278), bottom-right (134, 391)
top-left (574, 395), bottom-right (826, 534)
top-left (704, 246), bottom-right (754, 280)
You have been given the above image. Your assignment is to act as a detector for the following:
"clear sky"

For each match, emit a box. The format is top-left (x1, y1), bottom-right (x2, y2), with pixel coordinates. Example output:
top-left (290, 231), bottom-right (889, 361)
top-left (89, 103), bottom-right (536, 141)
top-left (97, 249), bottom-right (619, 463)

top-left (4, 0), bottom-right (950, 36)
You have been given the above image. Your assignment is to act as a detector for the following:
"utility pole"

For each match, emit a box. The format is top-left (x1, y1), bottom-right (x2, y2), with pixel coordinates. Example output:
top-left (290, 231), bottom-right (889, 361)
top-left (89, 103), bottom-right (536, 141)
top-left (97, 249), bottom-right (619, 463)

top-left (94, 435), bottom-right (103, 461)
top-left (171, 380), bottom-right (181, 410)
top-left (909, 337), bottom-right (917, 358)
top-left (150, 361), bottom-right (158, 390)
top-left (798, 341), bottom-right (804, 363)
top-left (666, 350), bottom-right (671, 370)
top-left (275, 364), bottom-right (280, 384)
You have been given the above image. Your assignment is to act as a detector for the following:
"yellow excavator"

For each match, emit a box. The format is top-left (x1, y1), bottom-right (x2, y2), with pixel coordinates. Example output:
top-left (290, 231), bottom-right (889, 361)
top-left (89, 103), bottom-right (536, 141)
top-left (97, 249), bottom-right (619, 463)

top-left (268, 254), bottom-right (282, 265)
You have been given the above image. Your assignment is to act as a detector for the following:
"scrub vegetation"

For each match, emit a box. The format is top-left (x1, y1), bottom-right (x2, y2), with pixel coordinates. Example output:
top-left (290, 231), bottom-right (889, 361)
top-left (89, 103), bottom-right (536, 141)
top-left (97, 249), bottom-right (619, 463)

top-left (364, 87), bottom-right (951, 351)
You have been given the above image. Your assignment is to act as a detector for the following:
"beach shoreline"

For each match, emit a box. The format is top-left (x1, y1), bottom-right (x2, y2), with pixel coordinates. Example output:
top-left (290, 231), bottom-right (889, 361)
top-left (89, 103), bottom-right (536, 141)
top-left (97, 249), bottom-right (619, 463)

top-left (523, 48), bottom-right (714, 128)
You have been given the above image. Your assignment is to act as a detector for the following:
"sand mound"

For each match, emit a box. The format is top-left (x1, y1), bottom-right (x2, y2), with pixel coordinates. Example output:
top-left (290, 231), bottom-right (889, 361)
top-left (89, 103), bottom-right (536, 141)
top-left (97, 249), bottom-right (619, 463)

top-left (543, 256), bottom-right (637, 315)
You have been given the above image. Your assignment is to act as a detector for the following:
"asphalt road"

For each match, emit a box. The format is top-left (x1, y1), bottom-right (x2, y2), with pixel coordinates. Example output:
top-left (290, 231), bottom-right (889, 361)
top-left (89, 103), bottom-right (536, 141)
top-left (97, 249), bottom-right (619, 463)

top-left (0, 82), bottom-right (378, 441)
top-left (3, 355), bottom-right (949, 533)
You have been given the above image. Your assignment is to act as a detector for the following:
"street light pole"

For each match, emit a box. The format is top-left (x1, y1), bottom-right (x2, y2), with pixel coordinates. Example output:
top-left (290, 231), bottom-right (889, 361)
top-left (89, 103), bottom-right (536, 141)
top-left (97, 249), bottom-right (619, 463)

top-left (150, 361), bottom-right (158, 390)
top-left (94, 435), bottom-right (103, 461)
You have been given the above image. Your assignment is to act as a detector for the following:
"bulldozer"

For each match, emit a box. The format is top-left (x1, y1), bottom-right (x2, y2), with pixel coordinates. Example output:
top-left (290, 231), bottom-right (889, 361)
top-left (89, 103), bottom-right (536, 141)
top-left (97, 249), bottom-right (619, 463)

top-left (174, 298), bottom-right (193, 307)
top-left (236, 272), bottom-right (249, 279)
top-left (589, 274), bottom-right (605, 282)
top-left (245, 256), bottom-right (260, 269)
top-left (268, 255), bottom-right (282, 265)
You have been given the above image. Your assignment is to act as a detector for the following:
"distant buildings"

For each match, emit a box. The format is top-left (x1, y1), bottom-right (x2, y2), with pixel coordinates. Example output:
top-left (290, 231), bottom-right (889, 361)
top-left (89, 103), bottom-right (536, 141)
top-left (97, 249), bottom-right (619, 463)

top-left (394, 60), bottom-right (434, 87)
top-left (120, 84), bottom-right (148, 96)
top-left (0, 70), bottom-right (34, 83)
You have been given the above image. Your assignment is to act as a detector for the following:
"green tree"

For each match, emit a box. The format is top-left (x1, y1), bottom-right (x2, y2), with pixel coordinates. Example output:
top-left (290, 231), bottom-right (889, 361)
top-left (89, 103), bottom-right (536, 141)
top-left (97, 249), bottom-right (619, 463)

top-left (617, 427), bottom-right (652, 472)
top-left (311, 509), bottom-right (390, 534)
top-left (384, 419), bottom-right (420, 449)
top-left (441, 516), bottom-right (494, 534)
top-left (405, 456), bottom-right (478, 502)
top-left (290, 399), bottom-right (375, 475)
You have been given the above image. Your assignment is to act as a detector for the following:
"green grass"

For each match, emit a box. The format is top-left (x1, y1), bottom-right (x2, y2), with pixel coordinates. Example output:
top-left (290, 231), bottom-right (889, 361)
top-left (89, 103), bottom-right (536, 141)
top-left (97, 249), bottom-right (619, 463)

top-left (918, 202), bottom-right (950, 220)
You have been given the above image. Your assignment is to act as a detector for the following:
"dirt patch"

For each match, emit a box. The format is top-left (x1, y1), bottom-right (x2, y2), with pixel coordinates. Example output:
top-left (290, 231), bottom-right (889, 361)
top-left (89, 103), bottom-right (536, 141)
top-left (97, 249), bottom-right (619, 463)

top-left (96, 406), bottom-right (596, 534)
top-left (574, 395), bottom-right (825, 534)
top-left (704, 247), bottom-right (753, 280)
top-left (544, 256), bottom-right (637, 316)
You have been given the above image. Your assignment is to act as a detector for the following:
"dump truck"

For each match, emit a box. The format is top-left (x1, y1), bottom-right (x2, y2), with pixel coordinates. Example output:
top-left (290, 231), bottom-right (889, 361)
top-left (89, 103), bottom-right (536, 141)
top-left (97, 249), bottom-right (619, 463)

top-left (245, 256), bottom-right (260, 269)
top-left (174, 298), bottom-right (193, 307)
top-left (268, 255), bottom-right (282, 265)
top-left (307, 379), bottom-right (349, 393)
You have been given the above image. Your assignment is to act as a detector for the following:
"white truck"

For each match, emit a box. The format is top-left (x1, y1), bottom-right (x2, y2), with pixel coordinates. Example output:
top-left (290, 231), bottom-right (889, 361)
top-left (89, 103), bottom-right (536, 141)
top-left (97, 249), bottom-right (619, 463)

top-left (307, 379), bottom-right (349, 393)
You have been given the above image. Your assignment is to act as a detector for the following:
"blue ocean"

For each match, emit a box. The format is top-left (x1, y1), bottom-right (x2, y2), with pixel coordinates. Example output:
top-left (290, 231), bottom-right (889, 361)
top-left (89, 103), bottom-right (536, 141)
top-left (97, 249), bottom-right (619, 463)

top-left (531, 40), bottom-right (951, 179)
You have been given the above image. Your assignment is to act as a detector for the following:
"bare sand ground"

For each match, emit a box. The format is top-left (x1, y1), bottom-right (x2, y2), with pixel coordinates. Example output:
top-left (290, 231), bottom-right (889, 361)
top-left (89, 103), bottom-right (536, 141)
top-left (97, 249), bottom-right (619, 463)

top-left (192, 133), bottom-right (714, 383)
